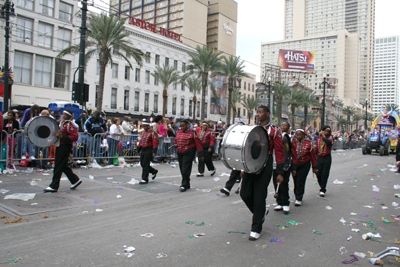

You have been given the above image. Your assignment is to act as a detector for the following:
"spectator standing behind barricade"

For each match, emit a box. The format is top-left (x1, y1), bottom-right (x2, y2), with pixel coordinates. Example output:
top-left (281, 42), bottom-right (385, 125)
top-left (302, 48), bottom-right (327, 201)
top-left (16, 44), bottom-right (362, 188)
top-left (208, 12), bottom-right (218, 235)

top-left (172, 116), bottom-right (180, 133)
top-left (121, 116), bottom-right (133, 141)
top-left (51, 109), bottom-right (61, 124)
top-left (20, 104), bottom-right (40, 160)
top-left (84, 111), bottom-right (107, 164)
top-left (109, 117), bottom-right (124, 163)
top-left (3, 111), bottom-right (19, 169)
top-left (14, 110), bottom-right (21, 127)
top-left (153, 115), bottom-right (163, 161)
top-left (106, 119), bottom-right (112, 132)
top-left (166, 121), bottom-right (176, 157)
top-left (75, 112), bottom-right (89, 157)
top-left (100, 132), bottom-right (109, 164)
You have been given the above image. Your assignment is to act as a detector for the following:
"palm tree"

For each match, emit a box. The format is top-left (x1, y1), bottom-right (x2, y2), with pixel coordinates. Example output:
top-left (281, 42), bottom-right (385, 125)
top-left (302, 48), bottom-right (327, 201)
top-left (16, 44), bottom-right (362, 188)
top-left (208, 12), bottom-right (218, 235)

top-left (342, 106), bottom-right (355, 132)
top-left (215, 56), bottom-right (250, 124)
top-left (286, 87), bottom-right (303, 128)
top-left (272, 81), bottom-right (291, 125)
top-left (151, 65), bottom-right (182, 118)
top-left (183, 75), bottom-right (202, 122)
top-left (187, 46), bottom-right (222, 120)
top-left (57, 13), bottom-right (144, 111)
top-left (241, 95), bottom-right (261, 124)
top-left (230, 88), bottom-right (243, 121)
top-left (334, 115), bottom-right (346, 132)
top-left (352, 114), bottom-right (362, 132)
top-left (299, 91), bottom-right (320, 128)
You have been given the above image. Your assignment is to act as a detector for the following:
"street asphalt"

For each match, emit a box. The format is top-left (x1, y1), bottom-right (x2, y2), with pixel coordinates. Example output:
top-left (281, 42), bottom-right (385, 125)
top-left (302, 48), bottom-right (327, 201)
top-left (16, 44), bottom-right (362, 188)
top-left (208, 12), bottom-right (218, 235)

top-left (0, 148), bottom-right (400, 266)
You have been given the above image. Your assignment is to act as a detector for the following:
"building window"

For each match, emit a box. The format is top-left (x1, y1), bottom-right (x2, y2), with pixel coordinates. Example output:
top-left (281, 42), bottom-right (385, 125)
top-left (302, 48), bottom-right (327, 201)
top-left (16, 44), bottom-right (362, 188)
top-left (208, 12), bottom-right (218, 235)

top-left (124, 90), bottom-right (129, 110)
top-left (17, 0), bottom-right (34, 10)
top-left (153, 94), bottom-right (158, 113)
top-left (159, 1), bottom-right (166, 7)
top-left (145, 52), bottom-right (151, 63)
top-left (134, 91), bottom-right (140, 111)
top-left (57, 28), bottom-right (71, 50)
top-left (165, 57), bottom-right (169, 66)
top-left (112, 63), bottom-right (118, 78)
top-left (189, 100), bottom-right (192, 116)
top-left (145, 70), bottom-right (150, 84)
top-left (197, 101), bottom-right (200, 117)
top-left (173, 82), bottom-right (177, 90)
top-left (172, 97), bottom-right (176, 115)
top-left (124, 66), bottom-right (130, 80)
top-left (154, 76), bottom-right (159, 86)
top-left (35, 55), bottom-right (52, 87)
top-left (111, 88), bottom-right (117, 109)
top-left (180, 98), bottom-right (184, 116)
top-left (244, 82), bottom-right (246, 90)
top-left (14, 51), bottom-right (32, 84)
top-left (39, 0), bottom-right (55, 16)
top-left (174, 60), bottom-right (178, 70)
top-left (54, 59), bottom-right (69, 89)
top-left (16, 17), bottom-right (33, 43)
top-left (252, 84), bottom-right (255, 92)
top-left (96, 60), bottom-right (100, 75)
top-left (59, 2), bottom-right (73, 21)
top-left (181, 83), bottom-right (185, 91)
top-left (144, 93), bottom-right (149, 112)
top-left (135, 68), bottom-right (140, 82)
top-left (182, 62), bottom-right (186, 72)
top-left (155, 54), bottom-right (160, 66)
top-left (38, 22), bottom-right (53, 48)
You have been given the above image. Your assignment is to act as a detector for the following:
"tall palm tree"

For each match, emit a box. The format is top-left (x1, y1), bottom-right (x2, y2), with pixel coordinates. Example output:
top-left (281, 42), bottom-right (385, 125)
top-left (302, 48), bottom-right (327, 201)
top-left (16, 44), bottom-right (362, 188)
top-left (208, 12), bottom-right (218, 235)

top-left (286, 87), bottom-right (303, 128)
top-left (183, 75), bottom-right (202, 122)
top-left (342, 106), bottom-right (355, 132)
top-left (334, 115), bottom-right (346, 132)
top-left (151, 65), bottom-right (182, 118)
top-left (273, 81), bottom-right (291, 125)
top-left (187, 46), bottom-right (222, 120)
top-left (241, 95), bottom-right (261, 124)
top-left (230, 88), bottom-right (243, 121)
top-left (299, 91), bottom-right (320, 128)
top-left (57, 13), bottom-right (144, 111)
top-left (215, 56), bottom-right (250, 125)
top-left (352, 114), bottom-right (362, 132)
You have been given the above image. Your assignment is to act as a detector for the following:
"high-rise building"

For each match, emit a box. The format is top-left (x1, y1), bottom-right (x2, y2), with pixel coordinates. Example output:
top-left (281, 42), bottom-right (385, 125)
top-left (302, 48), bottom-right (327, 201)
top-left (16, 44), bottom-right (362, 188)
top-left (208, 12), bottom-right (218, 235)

top-left (372, 36), bottom-right (400, 114)
top-left (110, 0), bottom-right (237, 55)
top-left (284, 0), bottom-right (375, 104)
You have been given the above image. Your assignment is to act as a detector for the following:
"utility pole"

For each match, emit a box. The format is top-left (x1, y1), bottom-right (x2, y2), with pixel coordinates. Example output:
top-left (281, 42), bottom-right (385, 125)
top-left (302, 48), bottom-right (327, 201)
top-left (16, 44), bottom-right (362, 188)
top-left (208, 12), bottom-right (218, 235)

top-left (0, 0), bottom-right (15, 112)
top-left (78, 0), bottom-right (88, 106)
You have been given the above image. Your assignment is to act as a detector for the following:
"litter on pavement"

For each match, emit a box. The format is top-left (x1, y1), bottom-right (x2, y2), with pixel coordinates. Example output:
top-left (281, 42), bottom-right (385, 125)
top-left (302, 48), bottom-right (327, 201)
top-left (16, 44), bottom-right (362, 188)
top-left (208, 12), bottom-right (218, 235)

top-left (4, 193), bottom-right (36, 201)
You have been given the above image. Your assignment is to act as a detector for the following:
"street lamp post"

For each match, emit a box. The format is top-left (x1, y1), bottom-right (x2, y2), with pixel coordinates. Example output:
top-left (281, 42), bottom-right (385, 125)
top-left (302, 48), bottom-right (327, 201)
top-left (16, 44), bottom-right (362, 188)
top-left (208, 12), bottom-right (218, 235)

top-left (362, 98), bottom-right (368, 131)
top-left (319, 74), bottom-right (329, 126)
top-left (267, 78), bottom-right (271, 109)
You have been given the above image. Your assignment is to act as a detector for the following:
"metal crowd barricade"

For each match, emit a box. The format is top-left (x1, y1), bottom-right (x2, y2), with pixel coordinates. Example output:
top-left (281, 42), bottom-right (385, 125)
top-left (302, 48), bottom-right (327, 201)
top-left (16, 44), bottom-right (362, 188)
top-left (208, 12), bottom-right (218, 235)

top-left (0, 130), bottom-right (9, 170)
top-left (156, 136), bottom-right (177, 160)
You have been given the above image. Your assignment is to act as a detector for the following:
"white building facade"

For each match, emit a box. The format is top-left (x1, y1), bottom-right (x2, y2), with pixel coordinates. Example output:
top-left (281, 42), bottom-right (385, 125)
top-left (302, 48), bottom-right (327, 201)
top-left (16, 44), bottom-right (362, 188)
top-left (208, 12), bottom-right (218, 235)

top-left (372, 36), bottom-right (400, 114)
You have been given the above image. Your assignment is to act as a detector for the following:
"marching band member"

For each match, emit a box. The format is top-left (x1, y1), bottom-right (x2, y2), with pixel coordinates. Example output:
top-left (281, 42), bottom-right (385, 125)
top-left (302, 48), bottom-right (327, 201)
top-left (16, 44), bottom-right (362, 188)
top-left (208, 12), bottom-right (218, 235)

top-left (173, 120), bottom-right (203, 192)
top-left (44, 109), bottom-right (82, 192)
top-left (291, 129), bottom-right (317, 206)
top-left (316, 125), bottom-right (334, 197)
top-left (136, 119), bottom-right (159, 184)
top-left (197, 121), bottom-right (216, 177)
top-left (273, 122), bottom-right (297, 214)
top-left (240, 106), bottom-right (285, 241)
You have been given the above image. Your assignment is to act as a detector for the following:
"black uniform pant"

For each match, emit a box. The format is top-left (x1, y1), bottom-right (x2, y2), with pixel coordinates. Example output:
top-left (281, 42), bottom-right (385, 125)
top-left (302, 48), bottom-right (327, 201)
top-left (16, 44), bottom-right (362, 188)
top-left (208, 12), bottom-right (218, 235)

top-left (140, 147), bottom-right (157, 182)
top-left (293, 161), bottom-right (311, 201)
top-left (224, 170), bottom-right (241, 191)
top-left (273, 169), bottom-right (291, 206)
top-left (316, 154), bottom-right (332, 193)
top-left (49, 144), bottom-right (80, 190)
top-left (178, 147), bottom-right (197, 189)
top-left (198, 144), bottom-right (215, 174)
top-left (240, 156), bottom-right (273, 234)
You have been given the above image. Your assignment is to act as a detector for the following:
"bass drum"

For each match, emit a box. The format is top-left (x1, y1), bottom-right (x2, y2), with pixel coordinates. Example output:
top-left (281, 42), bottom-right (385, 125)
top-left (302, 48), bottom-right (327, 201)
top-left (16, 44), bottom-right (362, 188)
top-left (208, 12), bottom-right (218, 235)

top-left (282, 132), bottom-right (292, 171)
top-left (24, 116), bottom-right (60, 148)
top-left (221, 124), bottom-right (269, 173)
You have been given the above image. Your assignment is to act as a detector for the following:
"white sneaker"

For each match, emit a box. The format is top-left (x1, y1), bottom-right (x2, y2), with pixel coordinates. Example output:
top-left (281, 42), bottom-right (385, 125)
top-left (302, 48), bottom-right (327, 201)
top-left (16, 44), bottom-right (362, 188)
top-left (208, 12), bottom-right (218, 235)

top-left (21, 156), bottom-right (26, 160)
top-left (283, 206), bottom-right (290, 214)
top-left (319, 191), bottom-right (325, 197)
top-left (249, 231), bottom-right (261, 241)
top-left (294, 200), bottom-right (302, 206)
top-left (274, 205), bottom-right (283, 211)
top-left (30, 156), bottom-right (36, 160)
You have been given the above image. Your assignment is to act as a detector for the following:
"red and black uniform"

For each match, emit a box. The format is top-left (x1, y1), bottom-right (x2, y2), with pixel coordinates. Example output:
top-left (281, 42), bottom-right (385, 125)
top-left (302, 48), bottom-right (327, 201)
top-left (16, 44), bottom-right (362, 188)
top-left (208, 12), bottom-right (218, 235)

top-left (49, 120), bottom-right (80, 190)
top-left (315, 136), bottom-right (334, 193)
top-left (273, 132), bottom-right (298, 206)
top-left (198, 129), bottom-right (216, 174)
top-left (240, 124), bottom-right (285, 234)
top-left (137, 129), bottom-right (159, 182)
top-left (291, 138), bottom-right (317, 202)
top-left (174, 129), bottom-right (203, 190)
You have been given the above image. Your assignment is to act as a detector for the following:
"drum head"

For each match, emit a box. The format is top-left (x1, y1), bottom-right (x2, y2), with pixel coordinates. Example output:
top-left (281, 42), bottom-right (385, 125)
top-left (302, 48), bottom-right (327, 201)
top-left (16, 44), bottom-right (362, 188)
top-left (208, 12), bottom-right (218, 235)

top-left (25, 116), bottom-right (60, 148)
top-left (243, 126), bottom-right (269, 173)
top-left (282, 133), bottom-right (292, 171)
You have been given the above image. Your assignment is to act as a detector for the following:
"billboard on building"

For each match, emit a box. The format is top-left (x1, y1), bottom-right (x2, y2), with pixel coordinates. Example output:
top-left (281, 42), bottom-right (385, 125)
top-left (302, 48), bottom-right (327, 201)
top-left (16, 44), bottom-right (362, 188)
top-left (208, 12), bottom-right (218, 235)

top-left (279, 50), bottom-right (315, 73)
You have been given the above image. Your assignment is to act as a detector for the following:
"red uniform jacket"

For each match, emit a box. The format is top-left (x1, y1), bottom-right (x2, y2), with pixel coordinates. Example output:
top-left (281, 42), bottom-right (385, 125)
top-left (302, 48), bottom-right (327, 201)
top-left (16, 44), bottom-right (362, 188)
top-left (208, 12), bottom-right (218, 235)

top-left (60, 120), bottom-right (79, 145)
top-left (315, 136), bottom-right (334, 157)
top-left (292, 138), bottom-right (317, 168)
top-left (264, 124), bottom-right (285, 175)
top-left (200, 129), bottom-right (215, 149)
top-left (137, 129), bottom-right (159, 154)
top-left (175, 129), bottom-right (203, 156)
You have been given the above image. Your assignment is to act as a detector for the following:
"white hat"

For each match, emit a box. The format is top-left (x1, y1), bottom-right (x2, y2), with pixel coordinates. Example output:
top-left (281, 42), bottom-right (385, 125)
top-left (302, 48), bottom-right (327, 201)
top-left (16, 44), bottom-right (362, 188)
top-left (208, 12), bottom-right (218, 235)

top-left (142, 119), bottom-right (150, 125)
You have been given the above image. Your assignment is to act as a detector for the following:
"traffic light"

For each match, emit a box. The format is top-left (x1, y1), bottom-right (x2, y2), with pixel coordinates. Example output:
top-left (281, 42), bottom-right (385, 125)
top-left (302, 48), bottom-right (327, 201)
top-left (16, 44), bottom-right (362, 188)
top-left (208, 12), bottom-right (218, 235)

top-left (72, 82), bottom-right (89, 105)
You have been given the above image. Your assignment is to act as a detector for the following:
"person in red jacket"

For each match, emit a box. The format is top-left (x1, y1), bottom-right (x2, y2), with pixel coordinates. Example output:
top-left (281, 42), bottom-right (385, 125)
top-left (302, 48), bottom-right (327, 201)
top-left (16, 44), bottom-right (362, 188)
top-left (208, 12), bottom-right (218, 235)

top-left (173, 120), bottom-right (203, 192)
top-left (44, 109), bottom-right (81, 192)
top-left (136, 119), bottom-right (159, 184)
top-left (291, 129), bottom-right (317, 206)
top-left (241, 106), bottom-right (285, 241)
top-left (197, 121), bottom-right (216, 177)
top-left (315, 125), bottom-right (334, 197)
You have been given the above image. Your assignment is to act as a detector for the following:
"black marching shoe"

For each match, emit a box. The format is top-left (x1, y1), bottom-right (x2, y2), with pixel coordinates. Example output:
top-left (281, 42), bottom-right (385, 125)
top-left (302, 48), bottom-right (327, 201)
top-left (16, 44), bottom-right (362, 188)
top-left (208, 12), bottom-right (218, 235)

top-left (196, 173), bottom-right (204, 177)
top-left (139, 180), bottom-right (148, 184)
top-left (249, 231), bottom-right (261, 241)
top-left (44, 187), bottom-right (57, 193)
top-left (210, 169), bottom-right (216, 176)
top-left (179, 186), bottom-right (186, 192)
top-left (151, 170), bottom-right (158, 180)
top-left (220, 188), bottom-right (230, 196)
top-left (70, 179), bottom-right (82, 190)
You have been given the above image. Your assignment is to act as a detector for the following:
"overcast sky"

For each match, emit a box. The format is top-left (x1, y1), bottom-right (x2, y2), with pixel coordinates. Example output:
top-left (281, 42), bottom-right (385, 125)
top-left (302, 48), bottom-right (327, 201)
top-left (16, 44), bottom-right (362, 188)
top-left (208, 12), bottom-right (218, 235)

top-left (236, 0), bottom-right (400, 79)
